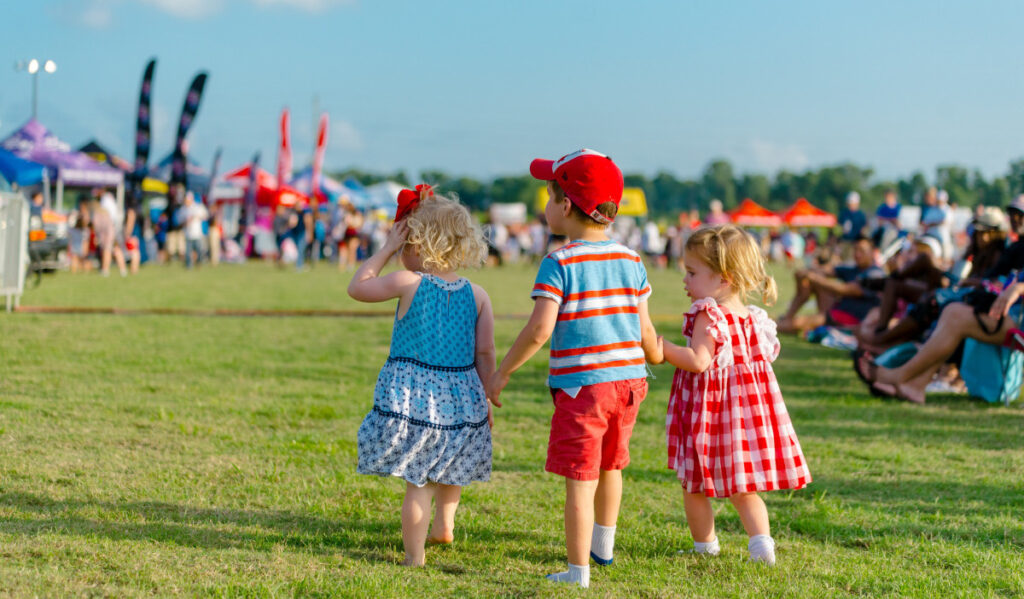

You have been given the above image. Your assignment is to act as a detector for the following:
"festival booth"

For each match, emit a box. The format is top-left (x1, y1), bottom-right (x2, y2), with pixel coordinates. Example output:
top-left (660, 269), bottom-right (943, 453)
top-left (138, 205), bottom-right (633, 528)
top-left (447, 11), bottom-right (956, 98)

top-left (78, 140), bottom-right (168, 195)
top-left (729, 198), bottom-right (782, 227)
top-left (780, 198), bottom-right (837, 228)
top-left (221, 163), bottom-right (310, 207)
top-left (149, 153), bottom-right (211, 196)
top-left (0, 147), bottom-right (45, 188)
top-left (1, 119), bottom-right (124, 212)
top-left (289, 167), bottom-right (370, 208)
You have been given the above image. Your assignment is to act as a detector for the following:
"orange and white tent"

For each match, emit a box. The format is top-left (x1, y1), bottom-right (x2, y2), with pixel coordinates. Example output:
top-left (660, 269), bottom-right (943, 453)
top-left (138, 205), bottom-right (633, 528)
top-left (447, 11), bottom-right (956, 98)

top-left (781, 198), bottom-right (837, 227)
top-left (729, 198), bottom-right (782, 227)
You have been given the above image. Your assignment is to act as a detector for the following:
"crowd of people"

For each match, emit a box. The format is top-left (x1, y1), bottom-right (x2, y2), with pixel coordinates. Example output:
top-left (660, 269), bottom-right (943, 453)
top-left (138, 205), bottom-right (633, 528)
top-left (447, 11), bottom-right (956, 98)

top-left (776, 188), bottom-right (1024, 405)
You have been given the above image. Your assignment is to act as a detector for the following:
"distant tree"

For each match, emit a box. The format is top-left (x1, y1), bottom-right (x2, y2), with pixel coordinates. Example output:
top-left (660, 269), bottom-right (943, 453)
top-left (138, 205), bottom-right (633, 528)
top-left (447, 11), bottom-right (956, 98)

top-left (898, 171), bottom-right (929, 204)
top-left (738, 173), bottom-right (772, 207)
top-left (490, 175), bottom-right (542, 208)
top-left (701, 159), bottom-right (736, 209)
top-left (1007, 159), bottom-right (1024, 196)
top-left (936, 164), bottom-right (974, 207)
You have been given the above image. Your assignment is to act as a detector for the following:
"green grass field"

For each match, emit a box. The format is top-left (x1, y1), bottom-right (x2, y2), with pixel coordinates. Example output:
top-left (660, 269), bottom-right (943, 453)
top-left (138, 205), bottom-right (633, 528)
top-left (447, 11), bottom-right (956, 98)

top-left (1, 263), bottom-right (1022, 597)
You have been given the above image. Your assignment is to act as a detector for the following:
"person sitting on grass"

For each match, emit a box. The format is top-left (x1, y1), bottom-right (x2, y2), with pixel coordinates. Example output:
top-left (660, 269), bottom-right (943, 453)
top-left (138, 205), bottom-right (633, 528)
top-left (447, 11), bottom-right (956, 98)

top-left (487, 149), bottom-right (660, 590)
top-left (777, 236), bottom-right (885, 334)
top-left (347, 186), bottom-right (496, 567)
top-left (855, 277), bottom-right (1024, 404)
top-left (648, 225), bottom-right (811, 566)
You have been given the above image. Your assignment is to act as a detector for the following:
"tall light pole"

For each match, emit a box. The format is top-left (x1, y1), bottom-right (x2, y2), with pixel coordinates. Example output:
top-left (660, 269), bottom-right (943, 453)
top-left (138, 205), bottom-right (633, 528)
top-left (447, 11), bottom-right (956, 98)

top-left (14, 59), bottom-right (57, 120)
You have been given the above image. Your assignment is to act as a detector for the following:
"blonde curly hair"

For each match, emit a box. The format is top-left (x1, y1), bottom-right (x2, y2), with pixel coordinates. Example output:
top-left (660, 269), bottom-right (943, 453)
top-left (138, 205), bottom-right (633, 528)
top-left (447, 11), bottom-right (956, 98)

top-left (403, 194), bottom-right (488, 272)
top-left (685, 224), bottom-right (778, 306)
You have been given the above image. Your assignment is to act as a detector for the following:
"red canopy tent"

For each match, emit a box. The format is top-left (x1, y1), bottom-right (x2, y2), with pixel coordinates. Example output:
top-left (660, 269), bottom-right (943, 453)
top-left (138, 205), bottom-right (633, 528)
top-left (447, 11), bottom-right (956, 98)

top-left (221, 163), bottom-right (312, 207)
top-left (729, 198), bottom-right (783, 227)
top-left (781, 198), bottom-right (837, 227)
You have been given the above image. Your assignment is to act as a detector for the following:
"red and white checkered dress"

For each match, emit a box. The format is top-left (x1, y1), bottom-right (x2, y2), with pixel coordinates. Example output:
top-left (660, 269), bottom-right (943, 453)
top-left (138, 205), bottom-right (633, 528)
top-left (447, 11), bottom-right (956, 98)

top-left (666, 298), bottom-right (810, 498)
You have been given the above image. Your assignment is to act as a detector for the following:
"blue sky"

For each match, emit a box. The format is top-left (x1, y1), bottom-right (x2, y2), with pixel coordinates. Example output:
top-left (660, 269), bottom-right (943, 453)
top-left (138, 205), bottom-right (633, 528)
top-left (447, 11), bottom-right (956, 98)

top-left (2, 1), bottom-right (1023, 182)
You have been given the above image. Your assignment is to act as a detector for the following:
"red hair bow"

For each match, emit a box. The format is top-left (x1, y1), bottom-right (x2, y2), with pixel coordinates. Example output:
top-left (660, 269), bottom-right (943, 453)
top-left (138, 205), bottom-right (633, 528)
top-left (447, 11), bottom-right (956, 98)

top-left (395, 184), bottom-right (435, 222)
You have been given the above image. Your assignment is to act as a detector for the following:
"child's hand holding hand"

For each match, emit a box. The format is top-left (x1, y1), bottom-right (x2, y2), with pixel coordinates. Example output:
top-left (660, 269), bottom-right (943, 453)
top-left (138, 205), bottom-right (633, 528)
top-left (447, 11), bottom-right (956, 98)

top-left (486, 372), bottom-right (508, 408)
top-left (646, 335), bottom-right (665, 365)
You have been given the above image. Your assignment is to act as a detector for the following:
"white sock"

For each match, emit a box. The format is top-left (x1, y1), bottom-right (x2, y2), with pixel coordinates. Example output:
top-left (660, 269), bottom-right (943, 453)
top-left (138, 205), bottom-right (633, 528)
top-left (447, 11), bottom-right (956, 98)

top-left (693, 536), bottom-right (720, 555)
top-left (748, 534), bottom-right (775, 565)
top-left (546, 563), bottom-right (590, 588)
top-left (591, 523), bottom-right (616, 562)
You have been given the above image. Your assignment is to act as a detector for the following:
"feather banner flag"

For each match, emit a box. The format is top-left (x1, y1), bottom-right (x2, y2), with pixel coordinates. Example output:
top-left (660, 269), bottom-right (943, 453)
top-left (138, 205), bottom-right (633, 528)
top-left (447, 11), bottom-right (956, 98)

top-left (311, 113), bottom-right (329, 205)
top-left (276, 108), bottom-right (292, 205)
top-left (128, 58), bottom-right (155, 210)
top-left (169, 72), bottom-right (208, 192)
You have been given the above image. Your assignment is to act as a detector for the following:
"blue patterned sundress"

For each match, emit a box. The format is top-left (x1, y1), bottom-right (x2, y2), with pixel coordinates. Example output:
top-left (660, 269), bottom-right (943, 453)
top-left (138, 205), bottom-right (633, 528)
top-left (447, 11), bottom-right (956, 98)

top-left (357, 272), bottom-right (492, 487)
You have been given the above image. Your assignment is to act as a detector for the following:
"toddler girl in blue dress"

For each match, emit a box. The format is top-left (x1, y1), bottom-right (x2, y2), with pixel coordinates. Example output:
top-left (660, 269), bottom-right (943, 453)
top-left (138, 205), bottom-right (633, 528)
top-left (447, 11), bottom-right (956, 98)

top-left (348, 185), bottom-right (496, 567)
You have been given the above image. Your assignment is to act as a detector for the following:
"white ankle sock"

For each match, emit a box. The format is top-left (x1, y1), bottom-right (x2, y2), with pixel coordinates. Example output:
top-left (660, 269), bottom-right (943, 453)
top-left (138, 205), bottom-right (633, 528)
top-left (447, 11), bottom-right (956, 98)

top-left (748, 534), bottom-right (775, 565)
top-left (546, 563), bottom-right (590, 588)
top-left (693, 536), bottom-right (720, 555)
top-left (591, 523), bottom-right (616, 562)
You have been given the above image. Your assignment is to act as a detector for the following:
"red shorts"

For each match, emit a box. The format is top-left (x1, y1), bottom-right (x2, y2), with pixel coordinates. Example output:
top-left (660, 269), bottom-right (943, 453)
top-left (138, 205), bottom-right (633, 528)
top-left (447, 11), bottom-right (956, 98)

top-left (546, 378), bottom-right (648, 481)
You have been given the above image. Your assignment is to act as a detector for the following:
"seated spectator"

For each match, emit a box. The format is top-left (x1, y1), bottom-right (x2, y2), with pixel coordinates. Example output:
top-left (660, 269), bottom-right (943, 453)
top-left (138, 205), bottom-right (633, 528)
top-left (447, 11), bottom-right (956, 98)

top-left (778, 236), bottom-right (884, 334)
top-left (855, 235), bottom-right (947, 352)
top-left (856, 278), bottom-right (1024, 404)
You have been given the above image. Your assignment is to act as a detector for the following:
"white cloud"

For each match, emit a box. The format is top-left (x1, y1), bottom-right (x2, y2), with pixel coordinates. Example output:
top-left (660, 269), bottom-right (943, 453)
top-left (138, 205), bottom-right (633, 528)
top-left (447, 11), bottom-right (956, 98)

top-left (60, 0), bottom-right (353, 26)
top-left (250, 0), bottom-right (356, 11)
top-left (330, 119), bottom-right (363, 152)
top-left (139, 0), bottom-right (225, 19)
top-left (50, 0), bottom-right (114, 29)
top-left (79, 2), bottom-right (115, 28)
top-left (748, 139), bottom-right (810, 173)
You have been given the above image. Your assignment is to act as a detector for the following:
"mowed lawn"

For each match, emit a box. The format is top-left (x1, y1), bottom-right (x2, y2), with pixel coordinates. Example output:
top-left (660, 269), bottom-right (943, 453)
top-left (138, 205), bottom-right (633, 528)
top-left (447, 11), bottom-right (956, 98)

top-left (1, 262), bottom-right (1023, 597)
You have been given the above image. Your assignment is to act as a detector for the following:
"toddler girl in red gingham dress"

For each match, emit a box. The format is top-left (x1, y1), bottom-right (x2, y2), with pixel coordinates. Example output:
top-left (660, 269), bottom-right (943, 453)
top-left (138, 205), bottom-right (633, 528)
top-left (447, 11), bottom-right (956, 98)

top-left (650, 225), bottom-right (811, 565)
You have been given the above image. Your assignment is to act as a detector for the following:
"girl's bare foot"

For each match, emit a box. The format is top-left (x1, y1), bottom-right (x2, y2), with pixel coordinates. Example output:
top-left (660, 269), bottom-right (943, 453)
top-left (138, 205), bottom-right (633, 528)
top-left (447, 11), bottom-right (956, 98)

top-left (427, 532), bottom-right (454, 545)
top-left (402, 555), bottom-right (426, 567)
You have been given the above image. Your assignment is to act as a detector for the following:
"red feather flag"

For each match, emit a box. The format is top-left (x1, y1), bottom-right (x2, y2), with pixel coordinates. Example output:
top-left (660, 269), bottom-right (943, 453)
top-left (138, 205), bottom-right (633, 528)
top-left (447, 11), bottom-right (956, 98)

top-left (311, 113), bottom-right (329, 204)
top-left (276, 108), bottom-right (292, 205)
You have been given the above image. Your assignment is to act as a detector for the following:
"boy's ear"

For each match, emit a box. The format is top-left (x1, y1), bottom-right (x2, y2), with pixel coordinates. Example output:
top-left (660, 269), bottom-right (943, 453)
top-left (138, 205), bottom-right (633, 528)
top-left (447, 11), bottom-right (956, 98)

top-left (561, 198), bottom-right (573, 218)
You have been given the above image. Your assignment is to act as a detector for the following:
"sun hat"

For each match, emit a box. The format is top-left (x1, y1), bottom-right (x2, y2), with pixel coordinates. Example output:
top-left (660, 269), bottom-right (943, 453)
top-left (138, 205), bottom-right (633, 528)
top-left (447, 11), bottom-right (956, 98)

top-left (529, 148), bottom-right (623, 224)
top-left (914, 235), bottom-right (943, 258)
top-left (971, 206), bottom-right (1009, 232)
top-left (1006, 195), bottom-right (1024, 215)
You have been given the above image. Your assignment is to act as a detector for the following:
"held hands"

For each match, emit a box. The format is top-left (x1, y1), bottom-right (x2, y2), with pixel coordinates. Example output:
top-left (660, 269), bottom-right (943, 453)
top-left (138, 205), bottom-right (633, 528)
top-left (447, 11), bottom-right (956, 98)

top-left (645, 335), bottom-right (666, 365)
top-left (485, 371), bottom-right (509, 408)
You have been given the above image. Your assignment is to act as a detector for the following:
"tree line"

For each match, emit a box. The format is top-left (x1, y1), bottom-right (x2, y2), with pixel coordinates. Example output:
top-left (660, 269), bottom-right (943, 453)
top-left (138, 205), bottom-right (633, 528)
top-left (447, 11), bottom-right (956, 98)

top-left (329, 157), bottom-right (1024, 219)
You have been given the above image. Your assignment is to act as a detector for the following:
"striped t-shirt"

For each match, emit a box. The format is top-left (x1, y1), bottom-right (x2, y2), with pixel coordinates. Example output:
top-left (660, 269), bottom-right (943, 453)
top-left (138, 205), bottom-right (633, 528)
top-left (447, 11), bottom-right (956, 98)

top-left (531, 240), bottom-right (652, 389)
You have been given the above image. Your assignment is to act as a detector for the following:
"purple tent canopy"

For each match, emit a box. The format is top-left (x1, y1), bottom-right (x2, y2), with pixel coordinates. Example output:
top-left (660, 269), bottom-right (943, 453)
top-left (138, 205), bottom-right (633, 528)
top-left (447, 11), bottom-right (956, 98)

top-left (1, 119), bottom-right (123, 187)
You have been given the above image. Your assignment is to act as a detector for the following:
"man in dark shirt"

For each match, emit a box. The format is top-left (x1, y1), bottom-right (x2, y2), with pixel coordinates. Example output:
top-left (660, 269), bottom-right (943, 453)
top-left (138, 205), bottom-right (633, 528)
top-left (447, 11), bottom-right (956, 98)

top-left (778, 237), bottom-right (885, 334)
top-left (838, 191), bottom-right (868, 242)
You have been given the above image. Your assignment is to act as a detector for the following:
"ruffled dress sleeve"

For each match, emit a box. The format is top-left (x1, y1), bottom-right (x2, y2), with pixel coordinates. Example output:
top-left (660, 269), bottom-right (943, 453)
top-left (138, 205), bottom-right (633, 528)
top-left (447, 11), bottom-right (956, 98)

top-left (682, 297), bottom-right (731, 368)
top-left (748, 305), bottom-right (781, 363)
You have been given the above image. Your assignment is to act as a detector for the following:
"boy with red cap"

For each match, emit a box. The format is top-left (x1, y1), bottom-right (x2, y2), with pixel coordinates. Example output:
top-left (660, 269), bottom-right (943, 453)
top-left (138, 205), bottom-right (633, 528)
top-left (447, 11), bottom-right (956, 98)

top-left (487, 149), bottom-right (660, 589)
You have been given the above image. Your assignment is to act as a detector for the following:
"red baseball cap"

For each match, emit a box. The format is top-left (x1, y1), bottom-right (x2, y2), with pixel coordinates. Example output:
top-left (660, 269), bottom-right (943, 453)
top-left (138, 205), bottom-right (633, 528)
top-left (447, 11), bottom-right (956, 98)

top-left (530, 148), bottom-right (623, 224)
